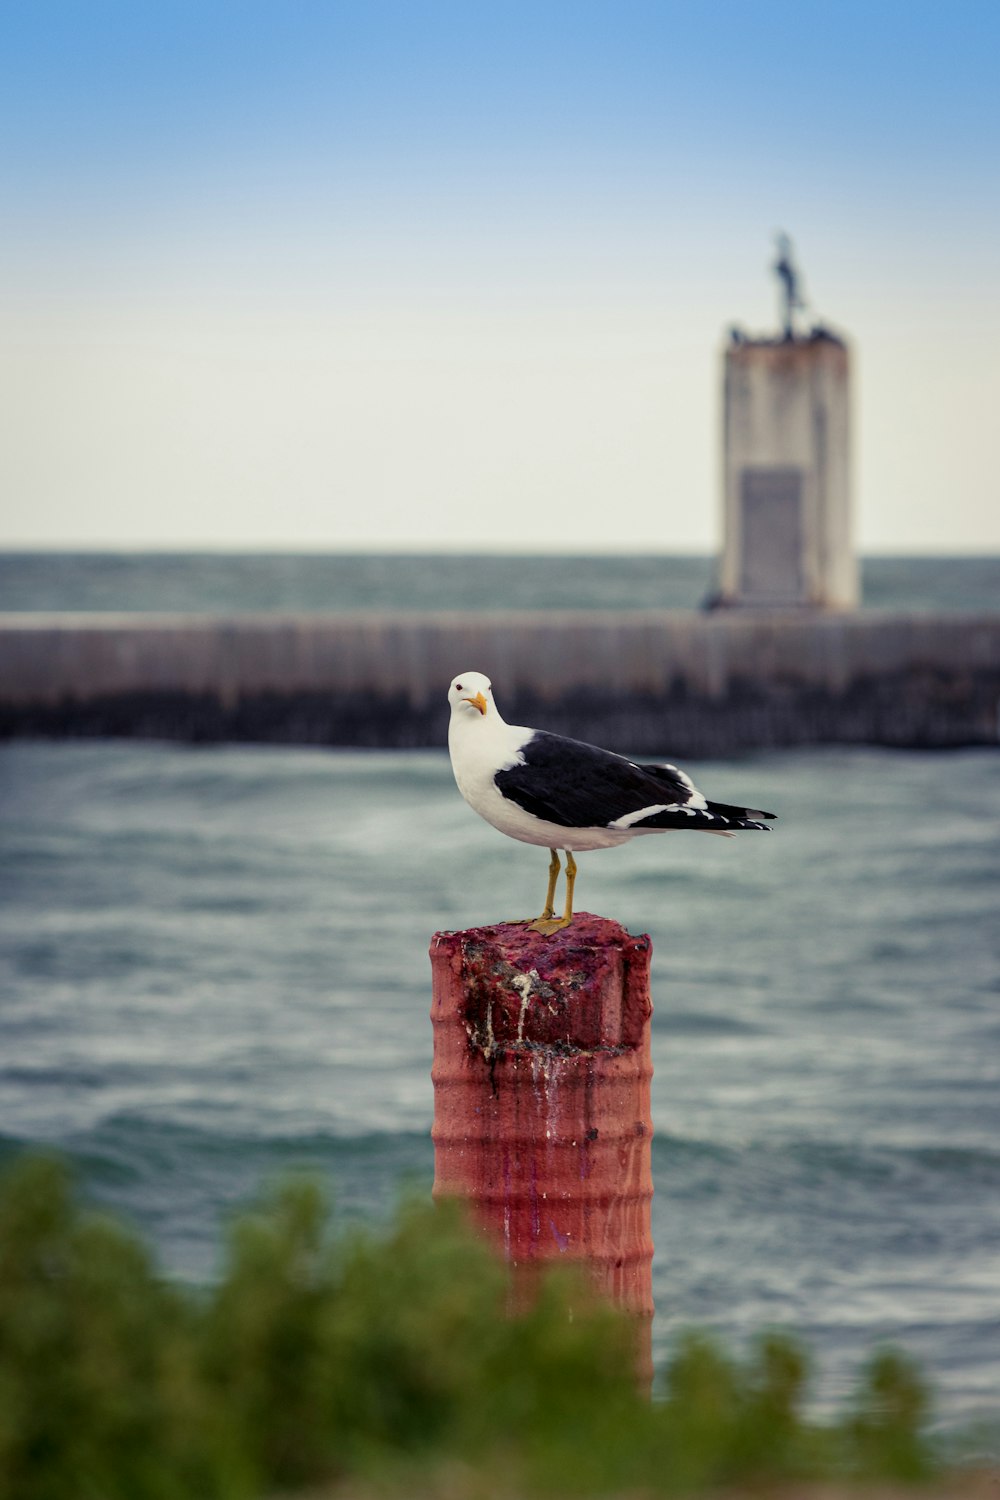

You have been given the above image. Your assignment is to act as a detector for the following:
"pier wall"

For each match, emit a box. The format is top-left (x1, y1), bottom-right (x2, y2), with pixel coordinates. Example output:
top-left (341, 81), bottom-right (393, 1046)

top-left (1, 610), bottom-right (998, 755)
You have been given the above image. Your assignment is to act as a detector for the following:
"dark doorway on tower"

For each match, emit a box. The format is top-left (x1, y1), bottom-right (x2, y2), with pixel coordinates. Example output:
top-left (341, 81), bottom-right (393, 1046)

top-left (739, 465), bottom-right (805, 604)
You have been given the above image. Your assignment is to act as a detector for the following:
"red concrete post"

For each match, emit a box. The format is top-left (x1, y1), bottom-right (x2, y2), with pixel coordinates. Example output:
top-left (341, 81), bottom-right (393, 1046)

top-left (430, 912), bottom-right (654, 1384)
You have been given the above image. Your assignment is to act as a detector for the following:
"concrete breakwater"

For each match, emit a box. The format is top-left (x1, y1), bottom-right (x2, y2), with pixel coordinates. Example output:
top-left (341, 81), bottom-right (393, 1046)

top-left (1, 609), bottom-right (998, 755)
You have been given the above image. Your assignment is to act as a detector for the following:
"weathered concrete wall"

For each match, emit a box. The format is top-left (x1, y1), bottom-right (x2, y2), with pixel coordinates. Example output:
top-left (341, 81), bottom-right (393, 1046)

top-left (1, 610), bottom-right (998, 755)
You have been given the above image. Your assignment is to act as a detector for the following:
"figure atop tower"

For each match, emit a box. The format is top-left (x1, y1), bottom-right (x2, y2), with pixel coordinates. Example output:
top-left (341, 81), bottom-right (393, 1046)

top-left (712, 237), bottom-right (857, 610)
top-left (772, 231), bottom-right (807, 339)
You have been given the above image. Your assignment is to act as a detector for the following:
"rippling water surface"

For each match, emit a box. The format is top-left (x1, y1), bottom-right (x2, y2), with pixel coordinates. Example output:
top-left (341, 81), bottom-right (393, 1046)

top-left (2, 738), bottom-right (998, 1425)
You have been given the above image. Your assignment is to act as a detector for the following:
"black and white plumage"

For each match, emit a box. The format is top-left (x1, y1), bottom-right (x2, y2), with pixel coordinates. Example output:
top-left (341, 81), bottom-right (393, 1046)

top-left (447, 670), bottom-right (775, 934)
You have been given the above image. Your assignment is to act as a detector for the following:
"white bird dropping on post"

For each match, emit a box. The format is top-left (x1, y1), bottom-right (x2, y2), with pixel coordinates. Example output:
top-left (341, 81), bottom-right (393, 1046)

top-left (447, 670), bottom-right (776, 935)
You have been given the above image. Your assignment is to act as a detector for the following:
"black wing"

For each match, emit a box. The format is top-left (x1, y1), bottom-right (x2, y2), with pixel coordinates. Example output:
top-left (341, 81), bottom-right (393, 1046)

top-left (494, 731), bottom-right (775, 831)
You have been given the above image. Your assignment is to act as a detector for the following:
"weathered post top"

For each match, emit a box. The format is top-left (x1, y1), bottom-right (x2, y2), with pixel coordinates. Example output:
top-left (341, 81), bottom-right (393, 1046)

top-left (430, 913), bottom-right (654, 1384)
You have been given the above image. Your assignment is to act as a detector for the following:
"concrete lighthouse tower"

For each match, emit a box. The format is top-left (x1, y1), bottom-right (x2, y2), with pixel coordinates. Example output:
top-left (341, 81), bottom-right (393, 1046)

top-left (714, 237), bottom-right (857, 610)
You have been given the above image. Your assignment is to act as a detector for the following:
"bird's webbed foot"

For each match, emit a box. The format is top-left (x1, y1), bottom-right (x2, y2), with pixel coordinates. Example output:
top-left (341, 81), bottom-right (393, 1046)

top-left (526, 914), bottom-right (573, 936)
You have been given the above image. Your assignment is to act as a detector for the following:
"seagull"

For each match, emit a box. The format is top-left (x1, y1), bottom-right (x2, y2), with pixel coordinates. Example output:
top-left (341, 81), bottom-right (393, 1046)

top-left (447, 670), bottom-right (776, 935)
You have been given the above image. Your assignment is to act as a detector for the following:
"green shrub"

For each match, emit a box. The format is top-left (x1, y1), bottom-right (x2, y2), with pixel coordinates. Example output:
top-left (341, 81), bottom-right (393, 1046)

top-left (842, 1346), bottom-right (935, 1482)
top-left (0, 1152), bottom-right (947, 1500)
top-left (0, 1154), bottom-right (208, 1500)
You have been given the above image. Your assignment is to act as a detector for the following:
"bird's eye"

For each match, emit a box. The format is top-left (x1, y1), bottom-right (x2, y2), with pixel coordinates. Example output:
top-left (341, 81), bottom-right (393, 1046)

top-left (455, 682), bottom-right (462, 691)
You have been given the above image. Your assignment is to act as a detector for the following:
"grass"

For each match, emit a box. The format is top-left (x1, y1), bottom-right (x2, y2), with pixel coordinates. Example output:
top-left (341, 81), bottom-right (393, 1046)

top-left (0, 1153), bottom-right (957, 1500)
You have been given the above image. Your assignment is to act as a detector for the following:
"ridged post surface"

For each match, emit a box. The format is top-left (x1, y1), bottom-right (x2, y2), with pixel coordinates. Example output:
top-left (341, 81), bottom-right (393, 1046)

top-left (430, 913), bottom-right (654, 1381)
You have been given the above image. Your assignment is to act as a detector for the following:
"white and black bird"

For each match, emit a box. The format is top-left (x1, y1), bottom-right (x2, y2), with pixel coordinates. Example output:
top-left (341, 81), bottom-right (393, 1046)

top-left (447, 670), bottom-right (776, 934)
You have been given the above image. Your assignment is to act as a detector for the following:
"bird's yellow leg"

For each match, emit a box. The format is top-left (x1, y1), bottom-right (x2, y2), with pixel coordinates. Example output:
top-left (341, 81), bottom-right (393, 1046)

top-left (516, 849), bottom-right (560, 927)
top-left (563, 851), bottom-right (577, 920)
top-left (528, 850), bottom-right (576, 936)
top-left (540, 848), bottom-right (560, 920)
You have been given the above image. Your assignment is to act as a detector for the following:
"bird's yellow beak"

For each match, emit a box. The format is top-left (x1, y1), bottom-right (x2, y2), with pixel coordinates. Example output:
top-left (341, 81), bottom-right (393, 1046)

top-left (464, 692), bottom-right (488, 715)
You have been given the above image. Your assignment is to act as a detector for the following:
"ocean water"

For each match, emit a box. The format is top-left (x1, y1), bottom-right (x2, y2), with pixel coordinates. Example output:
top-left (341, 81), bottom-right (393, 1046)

top-left (1, 736), bottom-right (998, 1429)
top-left (1, 549), bottom-right (999, 614)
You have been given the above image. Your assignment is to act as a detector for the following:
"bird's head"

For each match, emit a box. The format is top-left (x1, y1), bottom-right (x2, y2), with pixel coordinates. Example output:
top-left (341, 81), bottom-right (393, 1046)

top-left (448, 671), bottom-right (493, 719)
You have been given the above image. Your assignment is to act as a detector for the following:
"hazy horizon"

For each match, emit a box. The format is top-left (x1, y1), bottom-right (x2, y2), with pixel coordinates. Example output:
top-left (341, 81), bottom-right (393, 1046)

top-left (2, 541), bottom-right (999, 559)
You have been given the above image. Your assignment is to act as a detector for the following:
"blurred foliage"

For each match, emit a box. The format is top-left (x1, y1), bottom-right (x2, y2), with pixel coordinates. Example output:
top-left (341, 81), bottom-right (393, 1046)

top-left (0, 1153), bottom-right (948, 1500)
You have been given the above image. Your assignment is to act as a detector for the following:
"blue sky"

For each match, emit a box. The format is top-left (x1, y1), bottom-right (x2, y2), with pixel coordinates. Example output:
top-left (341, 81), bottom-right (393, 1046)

top-left (1, 0), bottom-right (997, 551)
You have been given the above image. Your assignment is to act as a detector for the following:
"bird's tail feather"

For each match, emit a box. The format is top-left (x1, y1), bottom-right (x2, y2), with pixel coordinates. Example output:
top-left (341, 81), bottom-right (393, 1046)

top-left (633, 803), bottom-right (774, 832)
top-left (705, 799), bottom-right (776, 826)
